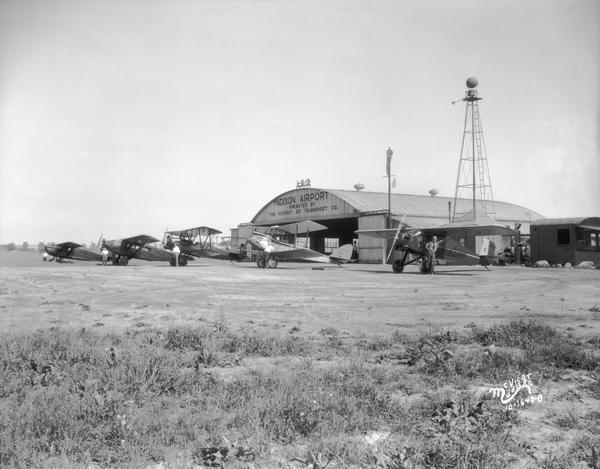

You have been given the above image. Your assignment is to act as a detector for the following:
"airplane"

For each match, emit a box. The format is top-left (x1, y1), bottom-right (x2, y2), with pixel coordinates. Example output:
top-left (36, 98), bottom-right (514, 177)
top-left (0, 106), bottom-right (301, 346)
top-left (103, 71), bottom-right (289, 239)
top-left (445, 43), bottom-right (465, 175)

top-left (100, 234), bottom-right (191, 266)
top-left (42, 242), bottom-right (105, 263)
top-left (163, 226), bottom-right (245, 262)
top-left (355, 213), bottom-right (518, 274)
top-left (245, 220), bottom-right (354, 268)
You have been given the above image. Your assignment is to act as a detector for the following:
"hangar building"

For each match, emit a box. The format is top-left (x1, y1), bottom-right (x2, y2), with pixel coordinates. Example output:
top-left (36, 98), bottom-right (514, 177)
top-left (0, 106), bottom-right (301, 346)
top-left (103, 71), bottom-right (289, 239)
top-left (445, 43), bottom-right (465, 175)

top-left (231, 187), bottom-right (544, 264)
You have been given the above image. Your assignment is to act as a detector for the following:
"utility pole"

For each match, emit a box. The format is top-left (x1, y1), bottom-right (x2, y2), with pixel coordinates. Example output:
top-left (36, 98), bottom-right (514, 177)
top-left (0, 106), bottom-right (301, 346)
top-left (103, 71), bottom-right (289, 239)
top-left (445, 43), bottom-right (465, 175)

top-left (386, 147), bottom-right (393, 228)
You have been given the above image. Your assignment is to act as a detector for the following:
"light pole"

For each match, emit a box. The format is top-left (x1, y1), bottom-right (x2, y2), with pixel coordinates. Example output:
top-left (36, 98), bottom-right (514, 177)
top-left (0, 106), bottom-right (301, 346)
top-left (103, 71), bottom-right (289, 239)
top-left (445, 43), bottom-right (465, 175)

top-left (386, 147), bottom-right (393, 228)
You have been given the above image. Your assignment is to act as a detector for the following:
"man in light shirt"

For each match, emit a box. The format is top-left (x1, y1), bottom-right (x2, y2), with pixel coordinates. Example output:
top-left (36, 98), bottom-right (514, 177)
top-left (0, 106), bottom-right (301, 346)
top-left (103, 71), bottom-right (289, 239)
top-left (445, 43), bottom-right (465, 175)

top-left (172, 244), bottom-right (180, 267)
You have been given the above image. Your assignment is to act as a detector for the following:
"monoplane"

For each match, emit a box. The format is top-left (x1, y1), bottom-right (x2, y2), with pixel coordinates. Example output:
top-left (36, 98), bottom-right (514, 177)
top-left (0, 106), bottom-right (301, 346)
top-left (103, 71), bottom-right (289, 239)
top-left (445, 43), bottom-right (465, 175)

top-left (245, 221), bottom-right (353, 268)
top-left (101, 234), bottom-right (190, 266)
top-left (356, 214), bottom-right (517, 274)
top-left (42, 242), bottom-right (105, 263)
top-left (163, 226), bottom-right (244, 262)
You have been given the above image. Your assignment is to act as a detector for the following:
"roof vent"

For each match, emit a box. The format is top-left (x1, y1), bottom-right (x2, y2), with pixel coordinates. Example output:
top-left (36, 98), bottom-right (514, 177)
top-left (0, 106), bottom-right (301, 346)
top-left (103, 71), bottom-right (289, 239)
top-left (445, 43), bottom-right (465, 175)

top-left (354, 183), bottom-right (365, 191)
top-left (429, 189), bottom-right (439, 197)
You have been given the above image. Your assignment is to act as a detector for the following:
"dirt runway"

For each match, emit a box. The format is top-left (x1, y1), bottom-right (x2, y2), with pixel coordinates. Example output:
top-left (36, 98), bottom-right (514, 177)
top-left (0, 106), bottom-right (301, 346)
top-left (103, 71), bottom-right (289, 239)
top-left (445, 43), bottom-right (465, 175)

top-left (2, 252), bottom-right (599, 337)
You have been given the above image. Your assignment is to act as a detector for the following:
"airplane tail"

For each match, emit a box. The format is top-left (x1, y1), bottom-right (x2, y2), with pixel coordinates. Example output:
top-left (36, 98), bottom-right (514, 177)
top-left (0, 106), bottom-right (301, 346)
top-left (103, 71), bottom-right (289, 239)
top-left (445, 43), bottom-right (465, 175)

top-left (329, 244), bottom-right (353, 263)
top-left (97, 233), bottom-right (104, 250)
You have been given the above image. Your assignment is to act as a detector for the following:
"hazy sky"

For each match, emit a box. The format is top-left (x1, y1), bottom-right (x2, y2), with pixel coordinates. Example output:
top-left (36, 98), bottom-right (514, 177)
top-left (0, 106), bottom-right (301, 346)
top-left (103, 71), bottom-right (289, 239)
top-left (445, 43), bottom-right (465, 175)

top-left (1, 0), bottom-right (598, 244)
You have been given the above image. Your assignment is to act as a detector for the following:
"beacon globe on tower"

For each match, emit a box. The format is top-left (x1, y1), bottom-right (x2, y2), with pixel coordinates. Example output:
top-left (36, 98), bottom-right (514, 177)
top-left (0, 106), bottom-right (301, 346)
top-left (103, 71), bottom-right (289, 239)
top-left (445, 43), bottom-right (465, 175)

top-left (466, 77), bottom-right (478, 89)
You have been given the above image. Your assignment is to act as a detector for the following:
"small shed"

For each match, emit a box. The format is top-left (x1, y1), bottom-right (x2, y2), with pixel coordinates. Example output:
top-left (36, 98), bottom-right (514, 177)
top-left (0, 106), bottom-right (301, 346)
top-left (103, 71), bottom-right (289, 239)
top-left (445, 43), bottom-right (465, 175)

top-left (530, 217), bottom-right (600, 266)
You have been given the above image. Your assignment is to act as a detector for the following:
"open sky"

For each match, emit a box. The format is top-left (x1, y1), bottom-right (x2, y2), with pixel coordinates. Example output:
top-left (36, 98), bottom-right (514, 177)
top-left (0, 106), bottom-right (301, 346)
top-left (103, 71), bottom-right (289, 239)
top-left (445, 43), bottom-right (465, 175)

top-left (1, 0), bottom-right (598, 245)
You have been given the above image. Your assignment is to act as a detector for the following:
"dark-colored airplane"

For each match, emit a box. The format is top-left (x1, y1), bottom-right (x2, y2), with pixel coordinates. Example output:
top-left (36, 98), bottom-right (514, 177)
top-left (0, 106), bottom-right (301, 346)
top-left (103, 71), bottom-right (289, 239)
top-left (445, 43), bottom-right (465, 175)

top-left (101, 234), bottom-right (191, 266)
top-left (356, 214), bottom-right (517, 274)
top-left (42, 242), bottom-right (104, 263)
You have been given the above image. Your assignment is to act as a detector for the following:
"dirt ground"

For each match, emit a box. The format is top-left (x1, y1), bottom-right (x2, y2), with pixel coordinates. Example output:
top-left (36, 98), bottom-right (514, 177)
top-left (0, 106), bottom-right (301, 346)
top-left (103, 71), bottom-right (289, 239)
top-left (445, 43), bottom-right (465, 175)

top-left (1, 250), bottom-right (599, 338)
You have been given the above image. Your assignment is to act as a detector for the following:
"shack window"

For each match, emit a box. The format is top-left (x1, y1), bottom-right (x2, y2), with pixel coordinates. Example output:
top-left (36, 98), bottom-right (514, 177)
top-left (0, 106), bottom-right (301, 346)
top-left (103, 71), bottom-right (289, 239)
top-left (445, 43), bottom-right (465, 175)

top-left (556, 228), bottom-right (570, 245)
top-left (295, 236), bottom-right (309, 249)
top-left (323, 238), bottom-right (339, 254)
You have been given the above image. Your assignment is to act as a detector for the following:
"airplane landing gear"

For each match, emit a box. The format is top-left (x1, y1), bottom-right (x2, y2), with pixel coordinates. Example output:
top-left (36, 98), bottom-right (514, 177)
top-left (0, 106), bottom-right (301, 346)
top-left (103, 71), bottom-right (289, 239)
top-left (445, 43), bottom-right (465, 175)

top-left (392, 260), bottom-right (405, 273)
top-left (257, 257), bottom-right (278, 268)
top-left (118, 257), bottom-right (129, 266)
top-left (392, 251), bottom-right (409, 273)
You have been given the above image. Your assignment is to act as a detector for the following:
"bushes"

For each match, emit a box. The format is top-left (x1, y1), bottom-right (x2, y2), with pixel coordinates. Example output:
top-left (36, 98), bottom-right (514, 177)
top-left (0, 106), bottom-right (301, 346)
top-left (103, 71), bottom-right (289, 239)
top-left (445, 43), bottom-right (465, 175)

top-left (1, 319), bottom-right (599, 468)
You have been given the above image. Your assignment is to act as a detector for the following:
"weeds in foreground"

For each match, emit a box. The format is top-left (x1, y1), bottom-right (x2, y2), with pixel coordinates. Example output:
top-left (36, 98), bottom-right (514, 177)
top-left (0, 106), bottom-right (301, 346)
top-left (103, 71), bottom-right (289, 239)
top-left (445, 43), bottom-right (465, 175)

top-left (0, 319), bottom-right (599, 468)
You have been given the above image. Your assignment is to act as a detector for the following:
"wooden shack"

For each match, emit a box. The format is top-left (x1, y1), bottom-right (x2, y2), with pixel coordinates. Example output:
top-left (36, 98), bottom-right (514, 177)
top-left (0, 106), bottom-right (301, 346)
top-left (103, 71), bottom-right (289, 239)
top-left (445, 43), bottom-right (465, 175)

top-left (530, 217), bottom-right (600, 266)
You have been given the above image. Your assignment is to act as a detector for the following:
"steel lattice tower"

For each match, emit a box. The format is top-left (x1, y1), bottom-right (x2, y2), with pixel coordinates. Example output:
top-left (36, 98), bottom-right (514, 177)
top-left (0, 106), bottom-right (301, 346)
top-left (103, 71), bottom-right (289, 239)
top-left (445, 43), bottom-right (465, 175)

top-left (452, 77), bottom-right (495, 221)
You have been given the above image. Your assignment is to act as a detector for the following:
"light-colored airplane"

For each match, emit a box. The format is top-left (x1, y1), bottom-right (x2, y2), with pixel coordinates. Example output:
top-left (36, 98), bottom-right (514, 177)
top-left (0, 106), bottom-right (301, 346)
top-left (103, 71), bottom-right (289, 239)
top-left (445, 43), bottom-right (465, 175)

top-left (42, 242), bottom-right (104, 263)
top-left (101, 234), bottom-right (190, 266)
top-left (163, 226), bottom-right (244, 262)
top-left (245, 220), bottom-right (354, 268)
top-left (356, 213), bottom-right (518, 274)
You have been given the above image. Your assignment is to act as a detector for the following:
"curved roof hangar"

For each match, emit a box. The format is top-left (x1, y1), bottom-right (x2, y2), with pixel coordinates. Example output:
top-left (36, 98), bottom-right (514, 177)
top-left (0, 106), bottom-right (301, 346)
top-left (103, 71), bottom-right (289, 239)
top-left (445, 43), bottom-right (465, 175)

top-left (251, 188), bottom-right (543, 229)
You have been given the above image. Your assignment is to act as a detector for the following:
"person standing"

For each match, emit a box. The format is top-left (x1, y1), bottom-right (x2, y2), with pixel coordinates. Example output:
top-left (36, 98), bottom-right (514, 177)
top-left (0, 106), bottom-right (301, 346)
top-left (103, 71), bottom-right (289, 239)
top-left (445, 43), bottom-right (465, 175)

top-left (425, 236), bottom-right (438, 276)
top-left (172, 244), bottom-right (180, 267)
top-left (102, 247), bottom-right (109, 265)
top-left (42, 251), bottom-right (48, 262)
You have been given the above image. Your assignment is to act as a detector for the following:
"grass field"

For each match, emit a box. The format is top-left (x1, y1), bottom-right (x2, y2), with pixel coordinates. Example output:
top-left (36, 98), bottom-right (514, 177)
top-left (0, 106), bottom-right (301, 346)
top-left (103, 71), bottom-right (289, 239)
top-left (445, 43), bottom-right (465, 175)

top-left (1, 251), bottom-right (599, 468)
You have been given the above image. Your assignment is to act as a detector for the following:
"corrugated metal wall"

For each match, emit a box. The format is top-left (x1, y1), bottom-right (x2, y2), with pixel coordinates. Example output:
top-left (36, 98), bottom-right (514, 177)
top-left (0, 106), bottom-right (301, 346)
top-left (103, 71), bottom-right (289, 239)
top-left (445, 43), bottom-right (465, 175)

top-left (357, 214), bottom-right (387, 264)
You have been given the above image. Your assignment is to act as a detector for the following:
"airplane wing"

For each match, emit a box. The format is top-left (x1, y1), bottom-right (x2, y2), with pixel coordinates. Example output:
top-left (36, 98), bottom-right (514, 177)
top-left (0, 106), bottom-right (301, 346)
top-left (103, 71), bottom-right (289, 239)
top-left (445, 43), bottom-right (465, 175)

top-left (424, 220), bottom-right (518, 237)
top-left (121, 235), bottom-right (160, 246)
top-left (356, 219), bottom-right (517, 239)
top-left (277, 220), bottom-right (328, 234)
top-left (275, 248), bottom-right (328, 261)
top-left (354, 228), bottom-right (399, 240)
top-left (166, 226), bottom-right (223, 238)
top-left (56, 242), bottom-right (83, 249)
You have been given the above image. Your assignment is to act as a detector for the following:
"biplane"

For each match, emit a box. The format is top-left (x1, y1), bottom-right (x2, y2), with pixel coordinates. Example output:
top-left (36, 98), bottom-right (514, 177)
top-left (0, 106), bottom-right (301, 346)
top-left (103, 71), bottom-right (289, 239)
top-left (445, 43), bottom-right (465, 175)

top-left (101, 234), bottom-right (190, 266)
top-left (42, 242), bottom-right (104, 262)
top-left (356, 214), bottom-right (518, 274)
top-left (245, 221), bottom-right (353, 268)
top-left (163, 226), bottom-right (244, 262)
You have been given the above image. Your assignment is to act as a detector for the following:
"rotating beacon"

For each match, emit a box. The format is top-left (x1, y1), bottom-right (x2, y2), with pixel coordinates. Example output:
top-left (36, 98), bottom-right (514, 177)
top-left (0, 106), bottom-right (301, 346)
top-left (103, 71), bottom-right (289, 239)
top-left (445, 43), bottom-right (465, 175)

top-left (451, 77), bottom-right (495, 221)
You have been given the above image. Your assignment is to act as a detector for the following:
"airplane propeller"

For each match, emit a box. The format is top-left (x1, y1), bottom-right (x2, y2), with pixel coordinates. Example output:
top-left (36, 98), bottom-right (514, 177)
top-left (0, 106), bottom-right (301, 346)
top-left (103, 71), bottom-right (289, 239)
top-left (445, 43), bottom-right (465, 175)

top-left (162, 227), bottom-right (168, 247)
top-left (386, 215), bottom-right (406, 263)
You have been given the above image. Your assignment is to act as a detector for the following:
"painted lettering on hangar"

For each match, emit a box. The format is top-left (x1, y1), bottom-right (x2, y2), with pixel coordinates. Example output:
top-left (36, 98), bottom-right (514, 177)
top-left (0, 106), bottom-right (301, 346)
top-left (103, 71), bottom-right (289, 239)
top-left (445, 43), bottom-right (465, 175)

top-left (253, 190), bottom-right (353, 224)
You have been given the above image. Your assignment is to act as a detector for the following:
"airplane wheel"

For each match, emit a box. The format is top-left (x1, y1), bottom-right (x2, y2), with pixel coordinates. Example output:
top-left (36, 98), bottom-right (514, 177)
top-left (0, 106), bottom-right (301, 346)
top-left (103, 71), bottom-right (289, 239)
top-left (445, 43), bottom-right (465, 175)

top-left (392, 260), bottom-right (404, 273)
top-left (119, 257), bottom-right (129, 266)
top-left (179, 257), bottom-right (188, 267)
top-left (112, 257), bottom-right (120, 266)
top-left (170, 257), bottom-right (176, 266)
top-left (419, 259), bottom-right (430, 274)
top-left (257, 258), bottom-right (265, 268)
top-left (267, 258), bottom-right (278, 269)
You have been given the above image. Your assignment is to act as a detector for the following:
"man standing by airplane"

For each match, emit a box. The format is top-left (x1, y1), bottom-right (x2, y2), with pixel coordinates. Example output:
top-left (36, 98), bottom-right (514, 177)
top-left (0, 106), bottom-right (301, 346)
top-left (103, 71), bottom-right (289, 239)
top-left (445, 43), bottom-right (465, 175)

top-left (172, 244), bottom-right (180, 267)
top-left (425, 236), bottom-right (439, 276)
top-left (102, 247), bottom-right (109, 265)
